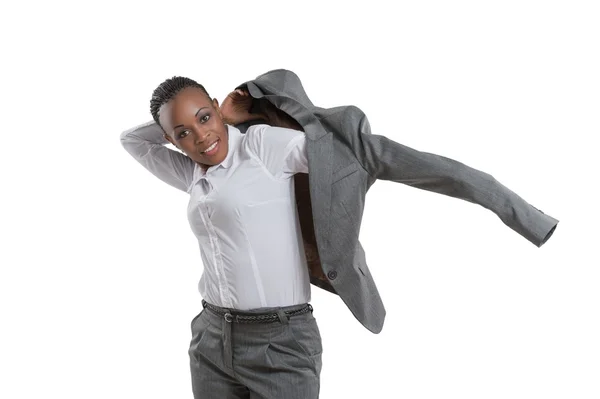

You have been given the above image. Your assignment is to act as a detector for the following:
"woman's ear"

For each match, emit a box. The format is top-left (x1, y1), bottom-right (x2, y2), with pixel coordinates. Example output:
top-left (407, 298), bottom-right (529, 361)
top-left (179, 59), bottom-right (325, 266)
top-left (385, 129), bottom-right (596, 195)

top-left (163, 133), bottom-right (179, 148)
top-left (212, 98), bottom-right (223, 119)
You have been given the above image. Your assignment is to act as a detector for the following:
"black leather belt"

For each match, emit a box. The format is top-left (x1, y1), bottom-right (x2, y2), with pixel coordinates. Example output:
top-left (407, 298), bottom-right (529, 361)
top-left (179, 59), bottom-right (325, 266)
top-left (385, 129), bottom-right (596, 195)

top-left (202, 299), bottom-right (313, 324)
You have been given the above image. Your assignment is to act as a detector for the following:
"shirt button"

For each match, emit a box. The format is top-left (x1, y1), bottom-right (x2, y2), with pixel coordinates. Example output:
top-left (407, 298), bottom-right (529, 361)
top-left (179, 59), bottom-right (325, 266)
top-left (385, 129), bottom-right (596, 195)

top-left (327, 270), bottom-right (337, 280)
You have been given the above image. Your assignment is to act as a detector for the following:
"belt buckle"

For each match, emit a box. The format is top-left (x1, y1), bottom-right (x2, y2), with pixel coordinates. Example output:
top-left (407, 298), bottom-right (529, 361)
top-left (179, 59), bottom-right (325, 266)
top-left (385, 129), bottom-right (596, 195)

top-left (224, 312), bottom-right (233, 323)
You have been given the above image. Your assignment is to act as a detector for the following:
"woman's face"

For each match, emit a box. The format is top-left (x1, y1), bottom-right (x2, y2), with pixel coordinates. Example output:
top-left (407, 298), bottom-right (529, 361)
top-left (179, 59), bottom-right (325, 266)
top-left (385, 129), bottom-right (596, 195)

top-left (159, 87), bottom-right (229, 168)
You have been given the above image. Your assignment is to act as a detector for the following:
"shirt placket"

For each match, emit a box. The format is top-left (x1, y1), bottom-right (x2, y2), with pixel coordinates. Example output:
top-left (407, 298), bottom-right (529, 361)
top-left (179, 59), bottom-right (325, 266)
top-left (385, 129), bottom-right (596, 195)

top-left (197, 174), bottom-right (233, 308)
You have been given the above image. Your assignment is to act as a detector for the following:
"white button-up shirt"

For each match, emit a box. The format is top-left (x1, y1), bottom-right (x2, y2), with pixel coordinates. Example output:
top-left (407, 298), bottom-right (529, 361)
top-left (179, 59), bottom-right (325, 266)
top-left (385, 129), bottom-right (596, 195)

top-left (120, 121), bottom-right (311, 309)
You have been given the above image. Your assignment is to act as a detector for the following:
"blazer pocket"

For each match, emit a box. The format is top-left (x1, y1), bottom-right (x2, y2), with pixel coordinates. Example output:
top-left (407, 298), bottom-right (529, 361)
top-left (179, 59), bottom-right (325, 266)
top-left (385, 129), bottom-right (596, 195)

top-left (331, 162), bottom-right (359, 184)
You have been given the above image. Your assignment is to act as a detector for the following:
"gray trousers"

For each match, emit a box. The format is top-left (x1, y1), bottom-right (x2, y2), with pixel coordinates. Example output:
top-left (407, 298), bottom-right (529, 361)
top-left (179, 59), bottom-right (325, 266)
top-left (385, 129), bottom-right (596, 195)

top-left (188, 301), bottom-right (323, 398)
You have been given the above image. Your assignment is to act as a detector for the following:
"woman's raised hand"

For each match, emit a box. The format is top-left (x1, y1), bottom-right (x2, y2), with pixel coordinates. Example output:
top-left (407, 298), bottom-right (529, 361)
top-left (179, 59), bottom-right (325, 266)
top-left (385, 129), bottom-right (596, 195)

top-left (219, 89), bottom-right (267, 125)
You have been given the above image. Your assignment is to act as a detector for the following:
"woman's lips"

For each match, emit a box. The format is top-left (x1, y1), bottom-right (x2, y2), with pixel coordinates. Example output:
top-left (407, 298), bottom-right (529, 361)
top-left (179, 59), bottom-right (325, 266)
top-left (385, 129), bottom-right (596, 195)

top-left (201, 139), bottom-right (220, 156)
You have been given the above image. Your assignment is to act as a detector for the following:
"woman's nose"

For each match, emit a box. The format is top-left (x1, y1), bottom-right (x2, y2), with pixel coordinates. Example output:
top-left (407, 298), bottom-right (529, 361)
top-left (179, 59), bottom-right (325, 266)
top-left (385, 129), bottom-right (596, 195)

top-left (193, 128), bottom-right (210, 143)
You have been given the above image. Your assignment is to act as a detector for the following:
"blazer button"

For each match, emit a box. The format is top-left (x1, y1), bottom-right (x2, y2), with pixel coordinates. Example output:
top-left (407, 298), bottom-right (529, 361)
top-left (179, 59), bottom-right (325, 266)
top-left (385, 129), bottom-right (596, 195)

top-left (327, 270), bottom-right (337, 280)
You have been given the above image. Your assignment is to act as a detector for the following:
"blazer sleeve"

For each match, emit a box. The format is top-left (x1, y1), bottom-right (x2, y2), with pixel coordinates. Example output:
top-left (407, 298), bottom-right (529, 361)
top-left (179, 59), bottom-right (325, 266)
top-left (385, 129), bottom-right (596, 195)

top-left (119, 120), bottom-right (196, 193)
top-left (343, 106), bottom-right (559, 247)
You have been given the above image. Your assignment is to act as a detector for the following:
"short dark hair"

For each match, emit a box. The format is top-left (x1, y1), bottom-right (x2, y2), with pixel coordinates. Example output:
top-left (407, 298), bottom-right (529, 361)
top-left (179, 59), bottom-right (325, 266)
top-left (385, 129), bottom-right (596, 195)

top-left (149, 76), bottom-right (211, 126)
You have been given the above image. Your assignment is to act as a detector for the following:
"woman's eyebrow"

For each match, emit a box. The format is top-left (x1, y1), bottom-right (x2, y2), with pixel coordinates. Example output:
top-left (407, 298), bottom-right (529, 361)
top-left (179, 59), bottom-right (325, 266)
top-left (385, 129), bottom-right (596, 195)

top-left (194, 107), bottom-right (208, 117)
top-left (173, 107), bottom-right (209, 131)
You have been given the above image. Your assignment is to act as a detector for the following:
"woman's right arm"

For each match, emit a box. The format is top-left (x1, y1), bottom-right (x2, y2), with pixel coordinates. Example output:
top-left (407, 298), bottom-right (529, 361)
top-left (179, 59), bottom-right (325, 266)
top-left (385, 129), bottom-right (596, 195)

top-left (119, 120), bottom-right (196, 193)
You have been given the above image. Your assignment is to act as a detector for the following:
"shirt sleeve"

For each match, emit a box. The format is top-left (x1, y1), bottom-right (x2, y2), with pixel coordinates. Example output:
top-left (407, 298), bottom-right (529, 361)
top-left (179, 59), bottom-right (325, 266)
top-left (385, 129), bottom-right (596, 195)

top-left (119, 120), bottom-right (196, 193)
top-left (244, 124), bottom-right (309, 179)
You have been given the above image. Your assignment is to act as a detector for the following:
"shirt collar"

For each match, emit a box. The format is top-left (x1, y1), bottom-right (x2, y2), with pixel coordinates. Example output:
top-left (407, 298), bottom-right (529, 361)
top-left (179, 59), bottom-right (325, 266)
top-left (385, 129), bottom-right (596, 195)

top-left (191, 124), bottom-right (241, 182)
top-left (220, 124), bottom-right (241, 169)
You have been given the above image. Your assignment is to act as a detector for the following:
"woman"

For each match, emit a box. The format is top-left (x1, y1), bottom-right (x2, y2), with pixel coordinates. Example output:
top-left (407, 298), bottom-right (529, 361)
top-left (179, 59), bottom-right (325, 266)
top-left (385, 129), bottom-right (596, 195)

top-left (120, 76), bottom-right (322, 399)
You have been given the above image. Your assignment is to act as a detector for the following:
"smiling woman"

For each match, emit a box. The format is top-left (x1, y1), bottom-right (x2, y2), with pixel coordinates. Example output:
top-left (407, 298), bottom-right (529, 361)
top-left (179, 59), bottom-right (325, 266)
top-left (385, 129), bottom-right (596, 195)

top-left (120, 75), bottom-right (321, 399)
top-left (149, 77), bottom-right (230, 170)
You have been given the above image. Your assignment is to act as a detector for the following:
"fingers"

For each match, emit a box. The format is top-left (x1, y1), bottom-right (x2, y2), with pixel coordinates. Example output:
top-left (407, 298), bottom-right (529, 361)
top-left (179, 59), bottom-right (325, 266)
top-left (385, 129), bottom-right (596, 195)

top-left (225, 89), bottom-right (247, 101)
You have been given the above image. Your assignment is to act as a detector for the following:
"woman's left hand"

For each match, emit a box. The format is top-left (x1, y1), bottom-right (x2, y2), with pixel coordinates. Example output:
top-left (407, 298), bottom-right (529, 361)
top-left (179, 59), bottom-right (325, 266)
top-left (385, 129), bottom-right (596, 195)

top-left (220, 89), bottom-right (267, 125)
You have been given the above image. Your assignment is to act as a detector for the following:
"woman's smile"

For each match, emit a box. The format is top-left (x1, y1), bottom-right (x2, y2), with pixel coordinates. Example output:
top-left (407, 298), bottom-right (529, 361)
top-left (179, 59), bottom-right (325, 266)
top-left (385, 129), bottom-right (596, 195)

top-left (200, 138), bottom-right (220, 156)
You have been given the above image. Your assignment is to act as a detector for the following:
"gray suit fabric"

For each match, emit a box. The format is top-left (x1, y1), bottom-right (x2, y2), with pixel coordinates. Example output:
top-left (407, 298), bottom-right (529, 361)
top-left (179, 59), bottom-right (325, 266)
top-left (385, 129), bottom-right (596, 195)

top-left (189, 303), bottom-right (322, 398)
top-left (233, 69), bottom-right (559, 334)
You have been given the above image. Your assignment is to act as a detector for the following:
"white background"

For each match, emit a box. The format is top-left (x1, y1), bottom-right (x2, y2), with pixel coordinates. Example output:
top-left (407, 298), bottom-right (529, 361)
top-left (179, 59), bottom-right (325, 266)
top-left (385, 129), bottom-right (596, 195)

top-left (1, 1), bottom-right (598, 398)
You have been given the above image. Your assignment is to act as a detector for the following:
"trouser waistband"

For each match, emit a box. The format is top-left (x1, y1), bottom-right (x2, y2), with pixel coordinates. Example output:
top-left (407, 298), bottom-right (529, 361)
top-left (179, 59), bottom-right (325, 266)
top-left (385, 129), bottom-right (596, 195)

top-left (201, 299), bottom-right (313, 324)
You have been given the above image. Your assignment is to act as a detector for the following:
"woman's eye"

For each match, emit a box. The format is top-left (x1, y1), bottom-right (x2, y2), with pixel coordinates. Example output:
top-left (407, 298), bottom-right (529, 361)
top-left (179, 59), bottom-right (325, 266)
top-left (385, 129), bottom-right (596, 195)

top-left (200, 114), bottom-right (210, 123)
top-left (179, 130), bottom-right (189, 139)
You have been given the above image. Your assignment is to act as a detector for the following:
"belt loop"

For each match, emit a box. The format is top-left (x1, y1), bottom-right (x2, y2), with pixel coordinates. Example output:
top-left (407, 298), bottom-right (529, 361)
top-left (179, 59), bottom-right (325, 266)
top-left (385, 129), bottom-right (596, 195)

top-left (276, 309), bottom-right (289, 325)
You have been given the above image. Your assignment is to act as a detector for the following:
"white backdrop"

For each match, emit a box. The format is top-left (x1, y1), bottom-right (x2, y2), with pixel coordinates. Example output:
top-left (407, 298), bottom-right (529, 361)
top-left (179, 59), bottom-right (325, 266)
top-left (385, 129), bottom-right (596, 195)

top-left (1, 1), bottom-right (598, 398)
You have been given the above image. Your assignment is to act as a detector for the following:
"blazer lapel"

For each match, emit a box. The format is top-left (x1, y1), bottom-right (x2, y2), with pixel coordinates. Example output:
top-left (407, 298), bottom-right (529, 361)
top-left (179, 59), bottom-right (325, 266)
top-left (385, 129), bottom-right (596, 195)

top-left (246, 82), bottom-right (328, 140)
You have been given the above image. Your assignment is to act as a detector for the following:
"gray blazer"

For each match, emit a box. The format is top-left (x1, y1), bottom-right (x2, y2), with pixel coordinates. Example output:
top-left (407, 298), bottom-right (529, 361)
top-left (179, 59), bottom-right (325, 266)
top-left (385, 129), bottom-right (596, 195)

top-left (233, 68), bottom-right (559, 334)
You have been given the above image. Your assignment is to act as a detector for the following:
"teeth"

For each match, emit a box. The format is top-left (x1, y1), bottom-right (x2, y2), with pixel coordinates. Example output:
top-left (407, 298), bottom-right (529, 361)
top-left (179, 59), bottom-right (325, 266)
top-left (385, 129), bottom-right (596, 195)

top-left (203, 141), bottom-right (218, 153)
